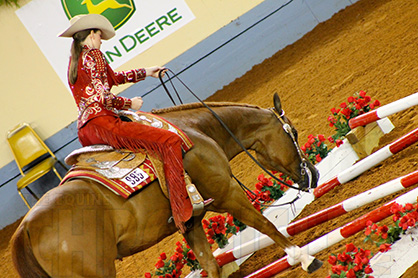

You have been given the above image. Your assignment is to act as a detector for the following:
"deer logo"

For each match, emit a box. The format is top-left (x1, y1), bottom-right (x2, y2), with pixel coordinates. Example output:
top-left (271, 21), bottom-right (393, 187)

top-left (81, 0), bottom-right (132, 15)
top-left (61, 0), bottom-right (136, 31)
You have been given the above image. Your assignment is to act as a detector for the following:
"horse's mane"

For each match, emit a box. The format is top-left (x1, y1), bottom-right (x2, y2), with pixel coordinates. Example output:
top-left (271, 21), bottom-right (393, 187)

top-left (151, 102), bottom-right (261, 114)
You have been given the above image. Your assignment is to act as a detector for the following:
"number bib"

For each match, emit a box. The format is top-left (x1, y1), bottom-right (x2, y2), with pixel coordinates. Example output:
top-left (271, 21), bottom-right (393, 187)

top-left (121, 168), bottom-right (150, 188)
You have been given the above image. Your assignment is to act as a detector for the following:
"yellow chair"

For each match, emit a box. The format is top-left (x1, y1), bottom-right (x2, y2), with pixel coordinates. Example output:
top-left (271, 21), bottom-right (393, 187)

top-left (6, 123), bottom-right (68, 208)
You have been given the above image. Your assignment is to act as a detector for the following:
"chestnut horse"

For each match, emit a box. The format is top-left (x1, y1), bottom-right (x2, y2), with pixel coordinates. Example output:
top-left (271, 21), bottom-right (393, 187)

top-left (11, 94), bottom-right (321, 277)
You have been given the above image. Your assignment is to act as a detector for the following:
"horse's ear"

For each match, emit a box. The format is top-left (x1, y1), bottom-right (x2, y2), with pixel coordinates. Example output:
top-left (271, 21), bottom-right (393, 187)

top-left (273, 93), bottom-right (283, 113)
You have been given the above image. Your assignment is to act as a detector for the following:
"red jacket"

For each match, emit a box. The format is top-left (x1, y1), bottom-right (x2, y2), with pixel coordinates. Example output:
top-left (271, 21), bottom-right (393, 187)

top-left (69, 45), bottom-right (146, 129)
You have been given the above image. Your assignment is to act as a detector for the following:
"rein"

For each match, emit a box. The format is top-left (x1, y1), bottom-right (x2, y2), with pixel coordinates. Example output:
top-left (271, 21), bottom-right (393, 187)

top-left (158, 69), bottom-right (307, 192)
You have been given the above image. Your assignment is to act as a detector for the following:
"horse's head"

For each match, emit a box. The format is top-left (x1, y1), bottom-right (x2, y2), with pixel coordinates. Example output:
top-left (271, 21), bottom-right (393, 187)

top-left (254, 93), bottom-right (319, 191)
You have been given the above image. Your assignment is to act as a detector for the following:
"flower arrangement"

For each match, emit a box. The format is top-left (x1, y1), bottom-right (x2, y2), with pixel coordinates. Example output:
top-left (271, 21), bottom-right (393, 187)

top-left (327, 243), bottom-right (374, 278)
top-left (301, 134), bottom-right (333, 164)
top-left (364, 202), bottom-right (418, 252)
top-left (328, 90), bottom-right (381, 143)
top-left (202, 214), bottom-right (242, 248)
top-left (145, 239), bottom-right (202, 278)
top-left (254, 173), bottom-right (291, 201)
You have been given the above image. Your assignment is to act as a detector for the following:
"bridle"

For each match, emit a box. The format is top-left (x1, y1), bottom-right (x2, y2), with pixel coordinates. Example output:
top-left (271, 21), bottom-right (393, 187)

top-left (156, 69), bottom-right (313, 192)
top-left (268, 107), bottom-right (314, 191)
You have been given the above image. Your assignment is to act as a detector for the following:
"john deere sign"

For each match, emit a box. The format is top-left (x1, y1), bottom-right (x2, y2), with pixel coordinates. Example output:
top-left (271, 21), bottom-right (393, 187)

top-left (61, 0), bottom-right (136, 30)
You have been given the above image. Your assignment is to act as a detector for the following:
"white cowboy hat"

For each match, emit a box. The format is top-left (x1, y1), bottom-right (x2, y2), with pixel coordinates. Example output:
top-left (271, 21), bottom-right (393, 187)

top-left (59, 14), bottom-right (115, 40)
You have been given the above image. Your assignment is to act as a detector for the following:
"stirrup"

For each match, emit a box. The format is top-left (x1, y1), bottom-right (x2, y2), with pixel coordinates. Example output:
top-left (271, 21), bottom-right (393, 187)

top-left (184, 173), bottom-right (212, 216)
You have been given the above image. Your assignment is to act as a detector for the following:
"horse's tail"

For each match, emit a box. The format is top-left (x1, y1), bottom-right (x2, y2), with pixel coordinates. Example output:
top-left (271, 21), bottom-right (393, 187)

top-left (11, 223), bottom-right (51, 278)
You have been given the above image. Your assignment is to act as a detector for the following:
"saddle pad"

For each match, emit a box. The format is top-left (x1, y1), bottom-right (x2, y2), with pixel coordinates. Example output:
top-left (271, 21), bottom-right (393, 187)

top-left (60, 157), bottom-right (158, 198)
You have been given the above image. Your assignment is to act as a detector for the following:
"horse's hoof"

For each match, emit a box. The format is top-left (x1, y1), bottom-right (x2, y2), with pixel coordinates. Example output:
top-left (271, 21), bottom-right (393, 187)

top-left (307, 258), bottom-right (323, 274)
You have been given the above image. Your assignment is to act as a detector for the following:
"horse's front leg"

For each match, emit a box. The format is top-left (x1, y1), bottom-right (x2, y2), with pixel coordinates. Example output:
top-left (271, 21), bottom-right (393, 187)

top-left (183, 216), bottom-right (221, 278)
top-left (221, 178), bottom-right (323, 273)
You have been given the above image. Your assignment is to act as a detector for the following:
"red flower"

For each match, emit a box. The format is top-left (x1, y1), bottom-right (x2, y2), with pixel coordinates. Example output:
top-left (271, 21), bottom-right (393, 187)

top-left (336, 139), bottom-right (343, 147)
top-left (327, 115), bottom-right (335, 123)
top-left (345, 243), bottom-right (358, 253)
top-left (315, 154), bottom-right (322, 162)
top-left (346, 268), bottom-right (356, 278)
top-left (359, 90), bottom-right (367, 98)
top-left (202, 219), bottom-right (210, 229)
top-left (373, 99), bottom-right (381, 107)
top-left (160, 252), bottom-right (167, 260)
top-left (347, 96), bottom-right (355, 103)
top-left (365, 265), bottom-right (373, 274)
top-left (170, 253), bottom-right (178, 262)
top-left (361, 256), bottom-right (370, 265)
top-left (206, 229), bottom-right (214, 237)
top-left (390, 202), bottom-right (402, 212)
top-left (175, 262), bottom-right (183, 270)
top-left (405, 203), bottom-right (414, 211)
top-left (407, 217), bottom-right (416, 227)
top-left (187, 250), bottom-right (196, 260)
top-left (379, 243), bottom-right (392, 253)
top-left (341, 108), bottom-right (352, 117)
top-left (318, 134), bottom-right (326, 142)
top-left (144, 273), bottom-right (152, 278)
top-left (155, 259), bottom-right (164, 268)
top-left (330, 107), bottom-right (340, 115)
top-left (340, 102), bottom-right (347, 109)
top-left (226, 214), bottom-right (234, 226)
top-left (328, 136), bottom-right (334, 143)
top-left (337, 253), bottom-right (349, 262)
top-left (255, 182), bottom-right (264, 191)
top-left (331, 264), bottom-right (345, 275)
top-left (378, 225), bottom-right (389, 234)
top-left (177, 252), bottom-right (184, 261)
top-left (328, 255), bottom-right (337, 265)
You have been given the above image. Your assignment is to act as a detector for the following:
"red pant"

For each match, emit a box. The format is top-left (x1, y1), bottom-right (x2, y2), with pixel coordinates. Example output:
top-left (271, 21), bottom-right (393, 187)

top-left (78, 115), bottom-right (192, 230)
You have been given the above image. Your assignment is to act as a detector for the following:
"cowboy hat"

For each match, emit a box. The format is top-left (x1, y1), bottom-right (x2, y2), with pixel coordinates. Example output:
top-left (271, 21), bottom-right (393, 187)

top-left (59, 14), bottom-right (115, 40)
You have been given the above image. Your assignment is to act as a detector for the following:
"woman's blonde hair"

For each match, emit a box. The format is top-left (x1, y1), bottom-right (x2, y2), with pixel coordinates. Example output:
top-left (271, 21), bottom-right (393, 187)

top-left (68, 29), bottom-right (98, 84)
